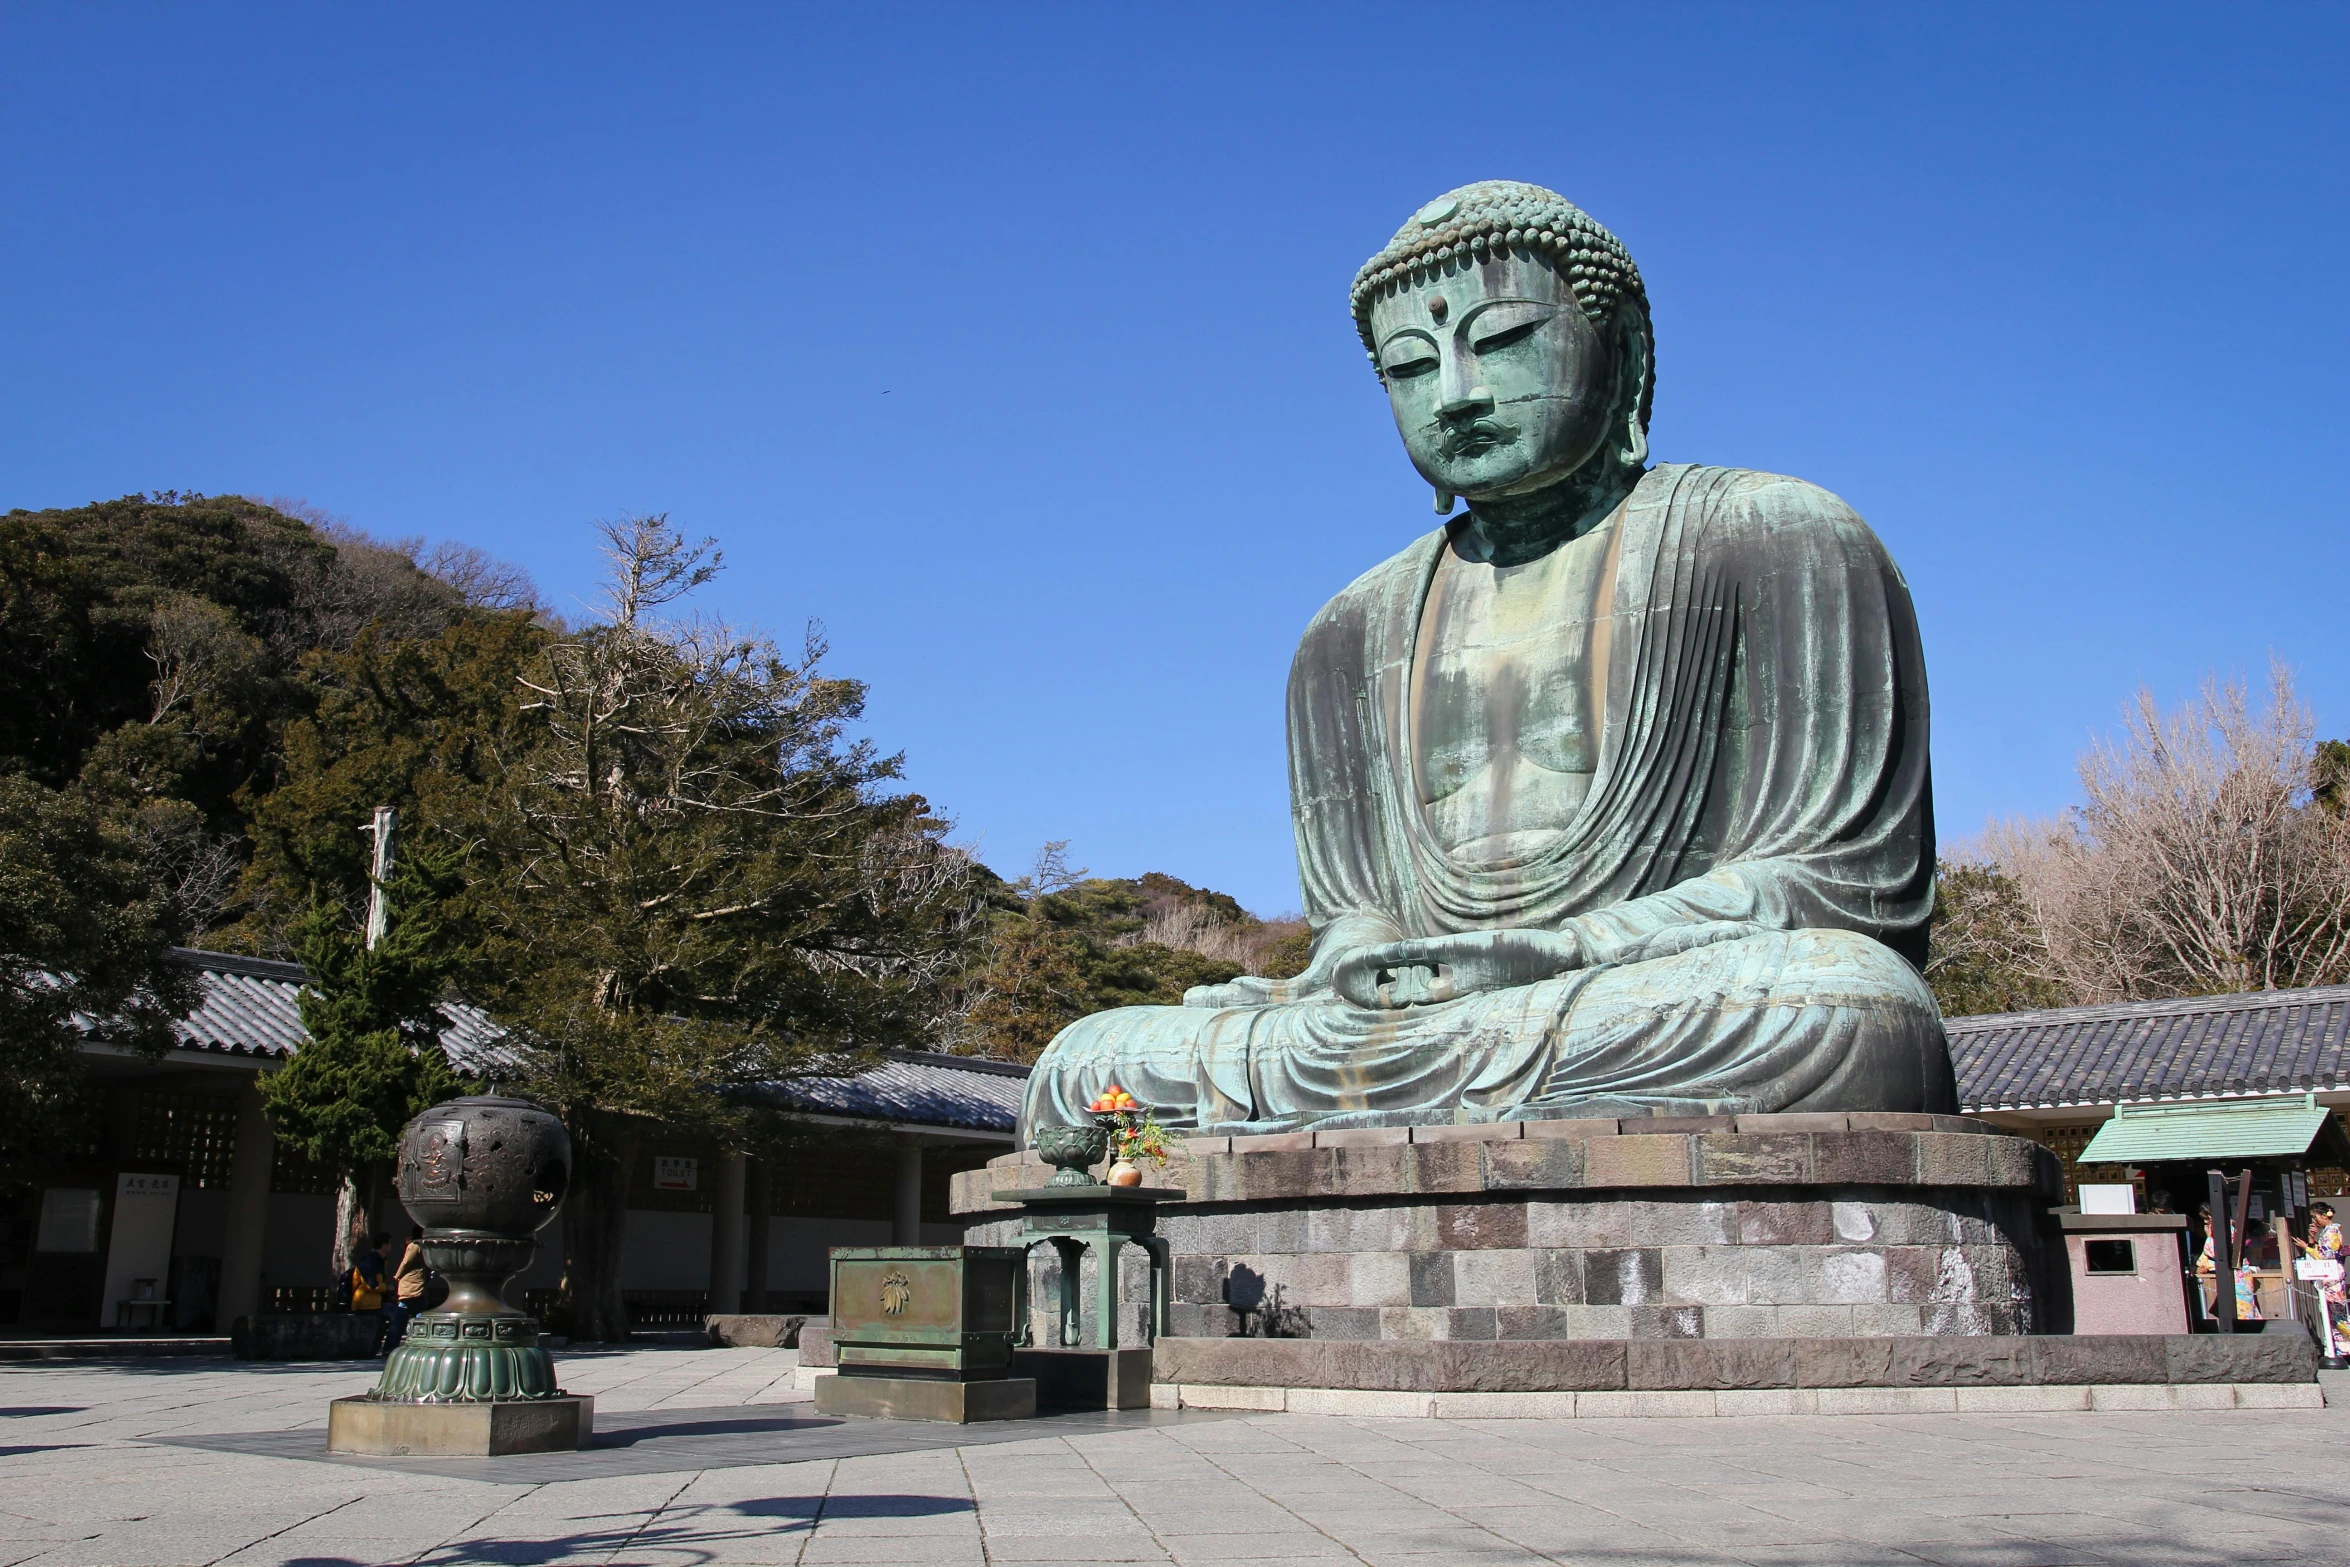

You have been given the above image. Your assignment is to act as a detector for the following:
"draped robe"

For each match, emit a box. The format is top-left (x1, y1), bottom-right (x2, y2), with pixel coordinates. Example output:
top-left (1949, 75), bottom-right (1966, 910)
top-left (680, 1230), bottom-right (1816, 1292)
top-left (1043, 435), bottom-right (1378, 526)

top-left (1018, 465), bottom-right (1955, 1140)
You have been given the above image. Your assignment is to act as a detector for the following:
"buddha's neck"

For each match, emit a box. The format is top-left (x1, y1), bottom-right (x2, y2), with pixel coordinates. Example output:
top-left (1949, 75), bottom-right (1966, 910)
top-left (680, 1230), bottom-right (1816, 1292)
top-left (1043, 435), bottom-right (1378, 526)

top-left (1459, 460), bottom-right (1643, 568)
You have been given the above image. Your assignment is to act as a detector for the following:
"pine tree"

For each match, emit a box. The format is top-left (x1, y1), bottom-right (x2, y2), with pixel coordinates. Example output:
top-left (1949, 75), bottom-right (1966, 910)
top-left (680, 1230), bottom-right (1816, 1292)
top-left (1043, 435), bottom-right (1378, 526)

top-left (260, 844), bottom-right (468, 1275)
top-left (468, 518), bottom-right (977, 1340)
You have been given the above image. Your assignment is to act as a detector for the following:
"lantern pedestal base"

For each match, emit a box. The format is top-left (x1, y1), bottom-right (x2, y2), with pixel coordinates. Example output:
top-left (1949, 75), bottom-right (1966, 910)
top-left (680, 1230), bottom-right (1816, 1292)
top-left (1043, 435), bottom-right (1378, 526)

top-left (325, 1393), bottom-right (593, 1456)
top-left (1013, 1346), bottom-right (1155, 1409)
top-left (815, 1373), bottom-right (1036, 1423)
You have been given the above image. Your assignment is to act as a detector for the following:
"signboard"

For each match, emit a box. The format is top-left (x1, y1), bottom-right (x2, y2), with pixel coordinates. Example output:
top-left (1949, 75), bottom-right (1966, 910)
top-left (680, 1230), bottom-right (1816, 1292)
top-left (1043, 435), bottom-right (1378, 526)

top-left (99, 1171), bottom-right (181, 1326)
top-left (35, 1188), bottom-right (102, 1253)
top-left (652, 1156), bottom-right (698, 1192)
top-left (2078, 1184), bottom-right (2136, 1216)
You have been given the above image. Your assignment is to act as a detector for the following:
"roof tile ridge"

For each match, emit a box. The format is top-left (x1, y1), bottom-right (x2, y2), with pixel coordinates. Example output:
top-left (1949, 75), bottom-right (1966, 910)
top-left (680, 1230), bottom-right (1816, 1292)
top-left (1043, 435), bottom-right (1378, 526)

top-left (169, 946), bottom-right (310, 983)
top-left (1941, 982), bottom-right (2350, 1032)
top-left (877, 1047), bottom-right (1033, 1078)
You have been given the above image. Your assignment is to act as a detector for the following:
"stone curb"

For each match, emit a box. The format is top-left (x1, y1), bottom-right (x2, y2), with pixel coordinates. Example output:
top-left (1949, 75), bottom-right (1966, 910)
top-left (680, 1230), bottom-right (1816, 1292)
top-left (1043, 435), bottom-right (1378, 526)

top-left (953, 1124), bottom-right (2058, 1216)
top-left (1150, 1381), bottom-right (2326, 1418)
top-left (1148, 1333), bottom-right (2318, 1391)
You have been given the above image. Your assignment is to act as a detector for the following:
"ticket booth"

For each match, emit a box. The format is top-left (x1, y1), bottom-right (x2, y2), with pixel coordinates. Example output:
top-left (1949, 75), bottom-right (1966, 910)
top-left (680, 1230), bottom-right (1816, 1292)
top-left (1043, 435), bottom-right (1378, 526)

top-left (2077, 1094), bottom-right (2350, 1339)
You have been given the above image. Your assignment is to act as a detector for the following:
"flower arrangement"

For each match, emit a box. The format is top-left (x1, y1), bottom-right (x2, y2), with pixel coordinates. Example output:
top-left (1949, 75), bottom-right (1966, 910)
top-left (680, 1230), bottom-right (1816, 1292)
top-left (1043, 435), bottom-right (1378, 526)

top-left (1085, 1083), bottom-right (1170, 1182)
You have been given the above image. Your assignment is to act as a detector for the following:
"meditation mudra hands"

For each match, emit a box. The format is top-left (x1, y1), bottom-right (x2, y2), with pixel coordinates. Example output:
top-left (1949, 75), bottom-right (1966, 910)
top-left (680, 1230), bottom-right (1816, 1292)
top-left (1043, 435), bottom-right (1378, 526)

top-left (1330, 927), bottom-right (1583, 1008)
top-left (1181, 926), bottom-right (1583, 1011)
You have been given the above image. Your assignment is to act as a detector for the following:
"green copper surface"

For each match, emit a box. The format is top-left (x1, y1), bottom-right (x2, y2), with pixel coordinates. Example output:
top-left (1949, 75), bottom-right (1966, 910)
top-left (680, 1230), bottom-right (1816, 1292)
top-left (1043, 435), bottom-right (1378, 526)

top-left (371, 1312), bottom-right (562, 1402)
top-left (1018, 182), bottom-right (1953, 1140)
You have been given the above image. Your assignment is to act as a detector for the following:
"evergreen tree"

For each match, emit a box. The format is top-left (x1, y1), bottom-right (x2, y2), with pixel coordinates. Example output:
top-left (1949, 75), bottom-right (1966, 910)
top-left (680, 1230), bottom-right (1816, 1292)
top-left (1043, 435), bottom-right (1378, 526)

top-left (467, 518), bottom-right (977, 1340)
top-left (260, 844), bottom-right (468, 1273)
top-left (1925, 861), bottom-right (2066, 1018)
top-left (0, 775), bottom-right (198, 1184)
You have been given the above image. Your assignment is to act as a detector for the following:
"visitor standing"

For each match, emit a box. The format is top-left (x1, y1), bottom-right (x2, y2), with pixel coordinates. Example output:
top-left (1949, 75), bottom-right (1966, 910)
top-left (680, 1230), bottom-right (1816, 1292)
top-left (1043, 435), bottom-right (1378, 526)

top-left (2302, 1202), bottom-right (2347, 1355)
top-left (386, 1224), bottom-right (429, 1352)
top-left (2196, 1203), bottom-right (2263, 1324)
top-left (349, 1233), bottom-right (391, 1351)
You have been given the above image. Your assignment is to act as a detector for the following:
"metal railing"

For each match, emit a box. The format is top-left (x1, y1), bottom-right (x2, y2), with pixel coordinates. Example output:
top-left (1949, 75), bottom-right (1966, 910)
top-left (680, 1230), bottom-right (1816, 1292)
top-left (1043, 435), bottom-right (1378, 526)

top-left (263, 1285), bottom-right (343, 1315)
top-left (624, 1290), bottom-right (711, 1329)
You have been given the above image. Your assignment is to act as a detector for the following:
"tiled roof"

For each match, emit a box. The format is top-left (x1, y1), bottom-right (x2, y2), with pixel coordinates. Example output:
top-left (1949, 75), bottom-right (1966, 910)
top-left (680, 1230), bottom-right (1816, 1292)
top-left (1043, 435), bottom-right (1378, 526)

top-left (1946, 984), bottom-right (2350, 1112)
top-left (759, 1050), bottom-right (1028, 1135)
top-left (167, 949), bottom-right (310, 1059)
top-left (163, 948), bottom-right (519, 1072)
top-left (155, 948), bottom-right (1023, 1133)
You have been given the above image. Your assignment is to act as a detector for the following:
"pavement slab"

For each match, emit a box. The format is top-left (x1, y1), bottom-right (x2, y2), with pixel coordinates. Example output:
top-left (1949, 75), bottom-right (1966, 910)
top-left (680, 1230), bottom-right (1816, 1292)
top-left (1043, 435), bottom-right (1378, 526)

top-left (9, 1344), bottom-right (2350, 1564)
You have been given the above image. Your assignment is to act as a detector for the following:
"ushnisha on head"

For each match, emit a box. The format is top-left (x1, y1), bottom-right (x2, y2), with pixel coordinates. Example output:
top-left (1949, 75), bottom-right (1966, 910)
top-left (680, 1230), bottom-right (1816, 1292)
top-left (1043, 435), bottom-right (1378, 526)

top-left (1356, 181), bottom-right (1655, 515)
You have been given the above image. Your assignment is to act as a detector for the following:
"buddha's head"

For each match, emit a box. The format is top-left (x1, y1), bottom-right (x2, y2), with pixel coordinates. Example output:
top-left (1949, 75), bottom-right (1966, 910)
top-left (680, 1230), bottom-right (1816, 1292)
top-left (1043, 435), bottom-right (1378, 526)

top-left (1354, 182), bottom-right (1654, 509)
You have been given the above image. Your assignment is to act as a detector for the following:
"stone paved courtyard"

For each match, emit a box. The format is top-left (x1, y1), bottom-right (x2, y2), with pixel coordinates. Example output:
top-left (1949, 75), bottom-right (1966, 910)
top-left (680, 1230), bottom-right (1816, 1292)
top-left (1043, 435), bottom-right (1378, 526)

top-left (7, 1344), bottom-right (2350, 1566)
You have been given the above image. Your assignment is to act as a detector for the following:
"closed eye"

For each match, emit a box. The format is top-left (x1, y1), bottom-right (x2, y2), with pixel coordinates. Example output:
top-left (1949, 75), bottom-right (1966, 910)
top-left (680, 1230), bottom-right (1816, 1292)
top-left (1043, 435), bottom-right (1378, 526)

top-left (1471, 318), bottom-right (1545, 354)
top-left (1380, 334), bottom-right (1439, 379)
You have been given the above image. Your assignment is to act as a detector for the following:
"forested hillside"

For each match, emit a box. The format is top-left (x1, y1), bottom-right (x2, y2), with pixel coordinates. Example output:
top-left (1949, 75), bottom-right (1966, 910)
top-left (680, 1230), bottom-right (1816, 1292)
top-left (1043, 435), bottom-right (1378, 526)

top-left (0, 493), bottom-right (535, 1171)
top-left (0, 495), bottom-right (1305, 1185)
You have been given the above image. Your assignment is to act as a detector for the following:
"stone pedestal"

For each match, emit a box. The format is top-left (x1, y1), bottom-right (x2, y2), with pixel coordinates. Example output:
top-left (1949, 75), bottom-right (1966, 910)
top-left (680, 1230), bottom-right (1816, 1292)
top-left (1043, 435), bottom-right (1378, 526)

top-left (326, 1393), bottom-right (594, 1455)
top-left (1013, 1345), bottom-right (1154, 1409)
top-left (815, 1374), bottom-right (1037, 1423)
top-left (955, 1114), bottom-right (2061, 1344)
top-left (703, 1313), bottom-right (808, 1348)
top-left (343, 1096), bottom-right (583, 1452)
top-left (232, 1312), bottom-right (381, 1360)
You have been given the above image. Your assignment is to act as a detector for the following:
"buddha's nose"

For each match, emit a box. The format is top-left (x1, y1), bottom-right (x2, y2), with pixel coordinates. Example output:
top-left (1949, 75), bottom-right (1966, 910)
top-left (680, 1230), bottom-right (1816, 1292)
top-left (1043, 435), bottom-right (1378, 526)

top-left (1438, 352), bottom-right (1494, 419)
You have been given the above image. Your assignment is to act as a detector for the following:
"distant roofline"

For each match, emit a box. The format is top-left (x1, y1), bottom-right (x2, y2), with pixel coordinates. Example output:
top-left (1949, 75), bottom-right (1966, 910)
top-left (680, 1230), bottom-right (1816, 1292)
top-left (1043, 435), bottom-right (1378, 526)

top-left (878, 1047), bottom-right (1030, 1079)
top-left (168, 945), bottom-right (308, 984)
top-left (163, 949), bottom-right (1034, 1084)
top-left (1944, 981), bottom-right (2350, 1034)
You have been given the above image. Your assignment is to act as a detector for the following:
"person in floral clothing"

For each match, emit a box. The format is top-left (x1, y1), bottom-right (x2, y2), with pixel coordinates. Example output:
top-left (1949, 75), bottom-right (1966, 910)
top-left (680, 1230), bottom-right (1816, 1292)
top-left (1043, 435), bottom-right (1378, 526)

top-left (2301, 1201), bottom-right (2347, 1355)
top-left (2197, 1203), bottom-right (2263, 1322)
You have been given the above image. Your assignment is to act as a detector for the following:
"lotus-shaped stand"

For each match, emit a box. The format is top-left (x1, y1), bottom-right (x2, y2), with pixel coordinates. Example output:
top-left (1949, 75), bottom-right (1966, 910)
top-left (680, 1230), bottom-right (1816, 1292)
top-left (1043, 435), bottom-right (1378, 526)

top-left (1034, 1121), bottom-right (1112, 1187)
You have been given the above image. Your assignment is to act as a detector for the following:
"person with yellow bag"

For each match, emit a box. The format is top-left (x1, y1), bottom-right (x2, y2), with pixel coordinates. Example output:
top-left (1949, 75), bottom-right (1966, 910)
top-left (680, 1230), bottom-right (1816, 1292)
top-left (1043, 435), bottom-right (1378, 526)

top-left (348, 1233), bottom-right (391, 1350)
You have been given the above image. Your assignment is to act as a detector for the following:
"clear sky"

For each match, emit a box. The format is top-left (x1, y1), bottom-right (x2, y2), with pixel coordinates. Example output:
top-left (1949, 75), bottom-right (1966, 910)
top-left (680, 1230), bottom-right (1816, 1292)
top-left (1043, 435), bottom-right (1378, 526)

top-left (4, 5), bottom-right (2343, 916)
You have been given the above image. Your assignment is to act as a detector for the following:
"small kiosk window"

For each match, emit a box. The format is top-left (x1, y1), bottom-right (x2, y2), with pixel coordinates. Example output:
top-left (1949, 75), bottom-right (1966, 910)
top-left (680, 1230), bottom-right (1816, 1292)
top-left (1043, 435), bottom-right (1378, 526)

top-left (2083, 1239), bottom-right (2137, 1275)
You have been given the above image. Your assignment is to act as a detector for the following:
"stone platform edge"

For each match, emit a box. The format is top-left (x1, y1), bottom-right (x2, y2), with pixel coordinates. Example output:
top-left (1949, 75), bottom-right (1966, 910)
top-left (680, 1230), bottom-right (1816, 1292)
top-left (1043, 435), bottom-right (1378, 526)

top-left (1149, 1333), bottom-right (2316, 1393)
top-left (952, 1116), bottom-right (2055, 1216)
top-left (1150, 1383), bottom-right (2325, 1418)
top-left (785, 1365), bottom-right (2321, 1416)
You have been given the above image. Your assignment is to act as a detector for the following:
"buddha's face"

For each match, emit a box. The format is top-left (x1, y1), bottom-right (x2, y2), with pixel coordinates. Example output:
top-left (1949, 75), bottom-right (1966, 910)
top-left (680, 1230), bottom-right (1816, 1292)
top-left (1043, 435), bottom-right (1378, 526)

top-left (1369, 251), bottom-right (1616, 501)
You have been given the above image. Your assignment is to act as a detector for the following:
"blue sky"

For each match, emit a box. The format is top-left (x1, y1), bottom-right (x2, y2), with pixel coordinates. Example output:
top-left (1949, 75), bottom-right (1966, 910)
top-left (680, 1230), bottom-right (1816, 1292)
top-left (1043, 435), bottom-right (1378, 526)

top-left (3, 5), bottom-right (2343, 916)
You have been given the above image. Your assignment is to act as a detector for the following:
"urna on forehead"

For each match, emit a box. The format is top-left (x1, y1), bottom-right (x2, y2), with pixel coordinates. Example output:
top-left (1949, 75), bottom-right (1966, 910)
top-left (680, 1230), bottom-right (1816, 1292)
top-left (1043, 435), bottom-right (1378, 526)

top-left (1349, 180), bottom-right (1647, 363)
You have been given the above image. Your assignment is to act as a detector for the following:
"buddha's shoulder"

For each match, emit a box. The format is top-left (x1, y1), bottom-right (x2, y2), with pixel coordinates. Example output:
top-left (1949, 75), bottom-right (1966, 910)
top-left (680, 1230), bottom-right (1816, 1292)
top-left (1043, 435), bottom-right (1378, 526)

top-left (1300, 529), bottom-right (1445, 637)
top-left (1662, 464), bottom-right (1883, 557)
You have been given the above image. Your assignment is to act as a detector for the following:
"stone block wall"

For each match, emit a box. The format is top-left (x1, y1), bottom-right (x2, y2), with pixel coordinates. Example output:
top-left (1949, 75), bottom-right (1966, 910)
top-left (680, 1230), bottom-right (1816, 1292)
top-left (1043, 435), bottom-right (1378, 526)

top-left (956, 1115), bottom-right (2062, 1343)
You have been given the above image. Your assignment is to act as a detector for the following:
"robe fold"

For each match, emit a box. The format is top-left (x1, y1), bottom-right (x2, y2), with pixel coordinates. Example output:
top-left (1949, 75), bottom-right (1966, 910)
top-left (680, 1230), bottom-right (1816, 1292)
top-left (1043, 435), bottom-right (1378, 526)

top-left (1018, 464), bottom-right (1954, 1141)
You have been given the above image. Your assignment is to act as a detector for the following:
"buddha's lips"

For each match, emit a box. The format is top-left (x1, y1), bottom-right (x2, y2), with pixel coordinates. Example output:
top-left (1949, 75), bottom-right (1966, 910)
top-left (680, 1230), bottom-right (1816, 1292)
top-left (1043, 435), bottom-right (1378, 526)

top-left (1440, 419), bottom-right (1516, 459)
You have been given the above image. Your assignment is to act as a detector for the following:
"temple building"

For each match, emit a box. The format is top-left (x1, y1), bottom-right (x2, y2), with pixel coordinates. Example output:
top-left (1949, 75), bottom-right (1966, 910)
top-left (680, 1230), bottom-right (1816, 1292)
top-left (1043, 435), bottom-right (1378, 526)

top-left (4, 947), bottom-right (1017, 1337)
top-left (11, 946), bottom-right (2350, 1340)
top-left (1950, 985), bottom-right (2350, 1201)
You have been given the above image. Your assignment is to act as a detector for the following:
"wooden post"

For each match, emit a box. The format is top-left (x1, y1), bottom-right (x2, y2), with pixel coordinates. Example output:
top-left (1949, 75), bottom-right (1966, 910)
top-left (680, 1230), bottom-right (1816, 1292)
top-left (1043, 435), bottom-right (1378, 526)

top-left (215, 1075), bottom-right (278, 1328)
top-left (892, 1137), bottom-right (923, 1246)
top-left (744, 1158), bottom-right (770, 1314)
top-left (2274, 1210), bottom-right (2299, 1321)
top-left (2207, 1169), bottom-right (2236, 1331)
top-left (709, 1151), bottom-right (747, 1316)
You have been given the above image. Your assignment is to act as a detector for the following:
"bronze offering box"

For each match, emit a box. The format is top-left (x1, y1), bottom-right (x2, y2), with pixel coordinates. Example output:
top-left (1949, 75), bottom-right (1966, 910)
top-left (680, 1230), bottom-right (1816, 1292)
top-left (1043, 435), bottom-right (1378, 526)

top-left (827, 1245), bottom-right (1027, 1381)
top-left (814, 1373), bottom-right (1036, 1423)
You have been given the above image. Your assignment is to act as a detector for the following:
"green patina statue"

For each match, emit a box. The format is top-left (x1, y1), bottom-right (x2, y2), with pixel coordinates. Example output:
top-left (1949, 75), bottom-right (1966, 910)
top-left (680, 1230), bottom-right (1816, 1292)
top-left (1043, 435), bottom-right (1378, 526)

top-left (1019, 180), bottom-right (1953, 1140)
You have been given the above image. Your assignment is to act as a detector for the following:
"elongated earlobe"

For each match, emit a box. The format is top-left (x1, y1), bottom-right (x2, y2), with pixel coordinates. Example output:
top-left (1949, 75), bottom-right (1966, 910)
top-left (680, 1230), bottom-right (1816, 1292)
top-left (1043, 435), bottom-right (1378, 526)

top-left (1615, 315), bottom-right (1651, 472)
top-left (1433, 488), bottom-right (1456, 514)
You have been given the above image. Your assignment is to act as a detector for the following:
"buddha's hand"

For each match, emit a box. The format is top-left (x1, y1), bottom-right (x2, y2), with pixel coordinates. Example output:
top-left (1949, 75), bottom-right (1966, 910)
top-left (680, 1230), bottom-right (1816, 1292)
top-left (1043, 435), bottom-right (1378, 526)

top-left (1331, 928), bottom-right (1582, 1010)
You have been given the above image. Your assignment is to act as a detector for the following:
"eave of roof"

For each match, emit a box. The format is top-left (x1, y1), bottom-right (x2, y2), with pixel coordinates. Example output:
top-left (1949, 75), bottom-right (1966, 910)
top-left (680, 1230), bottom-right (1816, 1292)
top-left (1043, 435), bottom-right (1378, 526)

top-left (2079, 1094), bottom-right (2336, 1164)
top-left (1946, 982), bottom-right (2350, 1114)
top-left (144, 948), bottom-right (1028, 1135)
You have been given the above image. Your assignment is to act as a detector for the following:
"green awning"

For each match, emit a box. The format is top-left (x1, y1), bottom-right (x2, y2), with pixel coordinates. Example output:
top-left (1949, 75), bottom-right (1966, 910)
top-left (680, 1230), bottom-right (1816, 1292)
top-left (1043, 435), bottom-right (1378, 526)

top-left (2080, 1093), bottom-right (2336, 1165)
